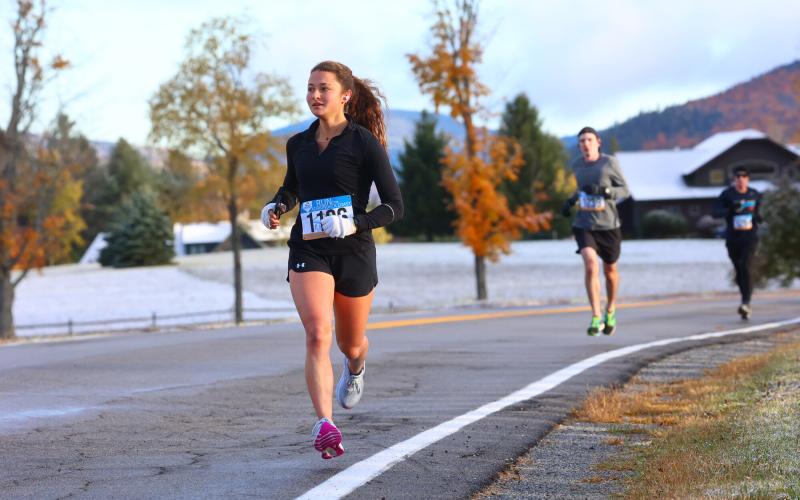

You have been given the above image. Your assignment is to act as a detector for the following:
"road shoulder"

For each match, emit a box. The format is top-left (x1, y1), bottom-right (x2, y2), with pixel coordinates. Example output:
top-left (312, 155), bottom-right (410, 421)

top-left (476, 328), bottom-right (800, 498)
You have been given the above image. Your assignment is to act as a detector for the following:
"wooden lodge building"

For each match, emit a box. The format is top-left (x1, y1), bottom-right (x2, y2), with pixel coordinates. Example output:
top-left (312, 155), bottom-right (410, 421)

top-left (614, 129), bottom-right (800, 237)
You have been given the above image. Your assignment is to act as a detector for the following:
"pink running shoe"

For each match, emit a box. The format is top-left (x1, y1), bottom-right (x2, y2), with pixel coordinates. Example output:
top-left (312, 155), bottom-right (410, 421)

top-left (312, 417), bottom-right (344, 459)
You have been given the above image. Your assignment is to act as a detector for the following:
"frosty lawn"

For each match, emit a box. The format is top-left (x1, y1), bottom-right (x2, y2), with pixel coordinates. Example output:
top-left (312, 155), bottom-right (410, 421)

top-left (16, 239), bottom-right (789, 337)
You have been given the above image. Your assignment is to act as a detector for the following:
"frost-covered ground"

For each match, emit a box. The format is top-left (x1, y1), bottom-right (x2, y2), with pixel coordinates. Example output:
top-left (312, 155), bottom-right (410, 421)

top-left (16, 239), bottom-right (796, 337)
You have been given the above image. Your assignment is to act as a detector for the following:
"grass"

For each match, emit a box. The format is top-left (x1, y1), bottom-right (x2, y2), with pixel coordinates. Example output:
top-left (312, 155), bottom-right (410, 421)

top-left (573, 338), bottom-right (800, 498)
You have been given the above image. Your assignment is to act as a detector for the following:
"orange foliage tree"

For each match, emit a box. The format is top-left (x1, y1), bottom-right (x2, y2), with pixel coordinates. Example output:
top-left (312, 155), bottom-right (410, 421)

top-left (1, 1), bottom-right (71, 339)
top-left (149, 16), bottom-right (297, 323)
top-left (408, 0), bottom-right (550, 300)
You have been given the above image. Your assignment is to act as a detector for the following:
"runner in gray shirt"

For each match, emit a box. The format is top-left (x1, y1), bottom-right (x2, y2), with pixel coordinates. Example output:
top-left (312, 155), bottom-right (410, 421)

top-left (561, 126), bottom-right (630, 336)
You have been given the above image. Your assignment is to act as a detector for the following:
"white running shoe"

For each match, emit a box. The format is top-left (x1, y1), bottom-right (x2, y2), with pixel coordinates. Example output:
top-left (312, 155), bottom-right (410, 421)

top-left (738, 303), bottom-right (752, 320)
top-left (336, 357), bottom-right (365, 409)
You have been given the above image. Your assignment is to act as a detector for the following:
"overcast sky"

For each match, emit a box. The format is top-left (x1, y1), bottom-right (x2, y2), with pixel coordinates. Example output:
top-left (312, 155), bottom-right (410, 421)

top-left (1, 0), bottom-right (799, 145)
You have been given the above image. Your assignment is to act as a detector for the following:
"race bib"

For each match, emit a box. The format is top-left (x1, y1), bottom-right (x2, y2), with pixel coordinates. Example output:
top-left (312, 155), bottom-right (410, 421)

top-left (300, 195), bottom-right (354, 240)
top-left (578, 192), bottom-right (606, 212)
top-left (733, 213), bottom-right (753, 231)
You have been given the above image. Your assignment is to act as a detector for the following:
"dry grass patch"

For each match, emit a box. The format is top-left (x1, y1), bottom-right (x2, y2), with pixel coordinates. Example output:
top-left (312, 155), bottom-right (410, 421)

top-left (573, 350), bottom-right (774, 428)
top-left (573, 383), bottom-right (699, 426)
top-left (577, 338), bottom-right (800, 498)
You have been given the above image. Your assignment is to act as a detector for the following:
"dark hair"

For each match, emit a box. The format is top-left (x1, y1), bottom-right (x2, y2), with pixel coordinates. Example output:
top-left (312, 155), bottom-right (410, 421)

top-left (577, 126), bottom-right (600, 140)
top-left (311, 61), bottom-right (388, 149)
top-left (733, 166), bottom-right (749, 177)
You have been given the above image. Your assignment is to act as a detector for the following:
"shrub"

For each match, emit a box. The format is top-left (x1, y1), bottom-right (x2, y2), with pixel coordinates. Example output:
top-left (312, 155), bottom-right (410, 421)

top-left (641, 209), bottom-right (689, 238)
top-left (752, 177), bottom-right (800, 287)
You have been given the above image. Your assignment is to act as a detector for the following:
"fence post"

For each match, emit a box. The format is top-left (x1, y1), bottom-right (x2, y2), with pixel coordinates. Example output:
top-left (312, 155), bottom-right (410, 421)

top-left (68, 319), bottom-right (73, 336)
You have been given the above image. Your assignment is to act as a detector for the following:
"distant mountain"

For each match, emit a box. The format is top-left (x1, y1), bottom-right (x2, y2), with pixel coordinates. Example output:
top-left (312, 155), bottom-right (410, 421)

top-left (272, 109), bottom-right (465, 165)
top-left (88, 109), bottom-right (465, 170)
top-left (19, 134), bottom-right (170, 169)
top-left (599, 60), bottom-right (800, 151)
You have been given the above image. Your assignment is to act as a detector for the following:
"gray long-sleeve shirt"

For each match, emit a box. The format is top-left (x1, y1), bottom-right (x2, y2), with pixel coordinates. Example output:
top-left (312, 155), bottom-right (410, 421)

top-left (569, 153), bottom-right (630, 230)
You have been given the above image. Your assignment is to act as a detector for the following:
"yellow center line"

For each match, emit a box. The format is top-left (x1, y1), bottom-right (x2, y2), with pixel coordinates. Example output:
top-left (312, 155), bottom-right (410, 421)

top-left (367, 298), bottom-right (679, 331)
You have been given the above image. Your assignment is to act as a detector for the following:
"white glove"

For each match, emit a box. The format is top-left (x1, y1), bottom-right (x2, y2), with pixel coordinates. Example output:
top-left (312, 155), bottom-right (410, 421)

top-left (261, 203), bottom-right (277, 229)
top-left (321, 215), bottom-right (356, 239)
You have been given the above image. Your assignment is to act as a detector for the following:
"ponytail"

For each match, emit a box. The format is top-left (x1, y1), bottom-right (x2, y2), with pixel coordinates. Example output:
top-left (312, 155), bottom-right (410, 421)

top-left (349, 77), bottom-right (387, 149)
top-left (311, 61), bottom-right (388, 149)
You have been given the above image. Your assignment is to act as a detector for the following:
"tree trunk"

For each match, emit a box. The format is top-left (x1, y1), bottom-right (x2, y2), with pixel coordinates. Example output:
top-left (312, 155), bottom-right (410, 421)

top-left (227, 155), bottom-right (243, 324)
top-left (464, 113), bottom-right (487, 302)
top-left (474, 254), bottom-right (487, 301)
top-left (0, 270), bottom-right (16, 339)
top-left (228, 194), bottom-right (243, 324)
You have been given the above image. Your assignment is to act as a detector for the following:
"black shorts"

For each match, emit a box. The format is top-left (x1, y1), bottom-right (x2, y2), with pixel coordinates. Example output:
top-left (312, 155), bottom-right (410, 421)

top-left (573, 227), bottom-right (622, 264)
top-left (287, 245), bottom-right (378, 297)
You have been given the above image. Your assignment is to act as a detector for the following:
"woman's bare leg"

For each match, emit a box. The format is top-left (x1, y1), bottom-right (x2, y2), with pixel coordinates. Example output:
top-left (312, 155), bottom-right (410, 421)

top-left (333, 290), bottom-right (374, 373)
top-left (289, 270), bottom-right (335, 420)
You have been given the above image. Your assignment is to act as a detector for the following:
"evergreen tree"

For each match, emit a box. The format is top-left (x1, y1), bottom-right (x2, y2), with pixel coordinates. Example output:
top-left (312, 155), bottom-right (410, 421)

top-left (106, 138), bottom-right (152, 198)
top-left (499, 94), bottom-right (574, 237)
top-left (99, 191), bottom-right (174, 268)
top-left (83, 138), bottom-right (154, 244)
top-left (608, 136), bottom-right (620, 154)
top-left (393, 110), bottom-right (454, 240)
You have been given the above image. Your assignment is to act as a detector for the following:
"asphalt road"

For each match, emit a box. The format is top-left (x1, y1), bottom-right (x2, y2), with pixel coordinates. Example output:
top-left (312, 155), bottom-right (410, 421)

top-left (1, 291), bottom-right (798, 499)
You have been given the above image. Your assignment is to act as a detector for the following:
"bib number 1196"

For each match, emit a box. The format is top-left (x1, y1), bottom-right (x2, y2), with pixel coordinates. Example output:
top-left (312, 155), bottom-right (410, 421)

top-left (300, 195), bottom-right (354, 240)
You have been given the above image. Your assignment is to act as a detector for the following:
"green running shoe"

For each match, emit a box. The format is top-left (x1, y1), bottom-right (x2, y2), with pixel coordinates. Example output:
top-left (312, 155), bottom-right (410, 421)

top-left (587, 316), bottom-right (604, 337)
top-left (603, 309), bottom-right (617, 336)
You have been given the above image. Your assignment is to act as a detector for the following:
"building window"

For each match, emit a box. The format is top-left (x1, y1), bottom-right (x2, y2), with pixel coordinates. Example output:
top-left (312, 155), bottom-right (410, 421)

top-left (709, 169), bottom-right (724, 184)
top-left (689, 204), bottom-right (700, 216)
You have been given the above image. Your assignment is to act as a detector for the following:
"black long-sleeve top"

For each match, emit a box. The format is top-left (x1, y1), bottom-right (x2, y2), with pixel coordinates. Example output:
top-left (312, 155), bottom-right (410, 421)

top-left (713, 186), bottom-right (762, 241)
top-left (270, 117), bottom-right (404, 255)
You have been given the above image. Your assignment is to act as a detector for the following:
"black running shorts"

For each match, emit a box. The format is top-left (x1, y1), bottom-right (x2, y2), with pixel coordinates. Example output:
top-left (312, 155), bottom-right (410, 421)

top-left (573, 227), bottom-right (622, 264)
top-left (287, 245), bottom-right (378, 297)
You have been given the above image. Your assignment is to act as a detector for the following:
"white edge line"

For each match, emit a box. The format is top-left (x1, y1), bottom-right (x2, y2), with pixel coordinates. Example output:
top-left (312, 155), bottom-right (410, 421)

top-left (296, 316), bottom-right (800, 500)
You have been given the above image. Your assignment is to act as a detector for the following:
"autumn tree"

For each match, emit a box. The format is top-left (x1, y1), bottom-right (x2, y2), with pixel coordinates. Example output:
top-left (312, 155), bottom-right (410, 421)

top-left (40, 113), bottom-right (96, 264)
top-left (408, 0), bottom-right (550, 300)
top-left (156, 150), bottom-right (203, 222)
top-left (149, 16), bottom-right (297, 323)
top-left (0, 1), bottom-right (69, 340)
